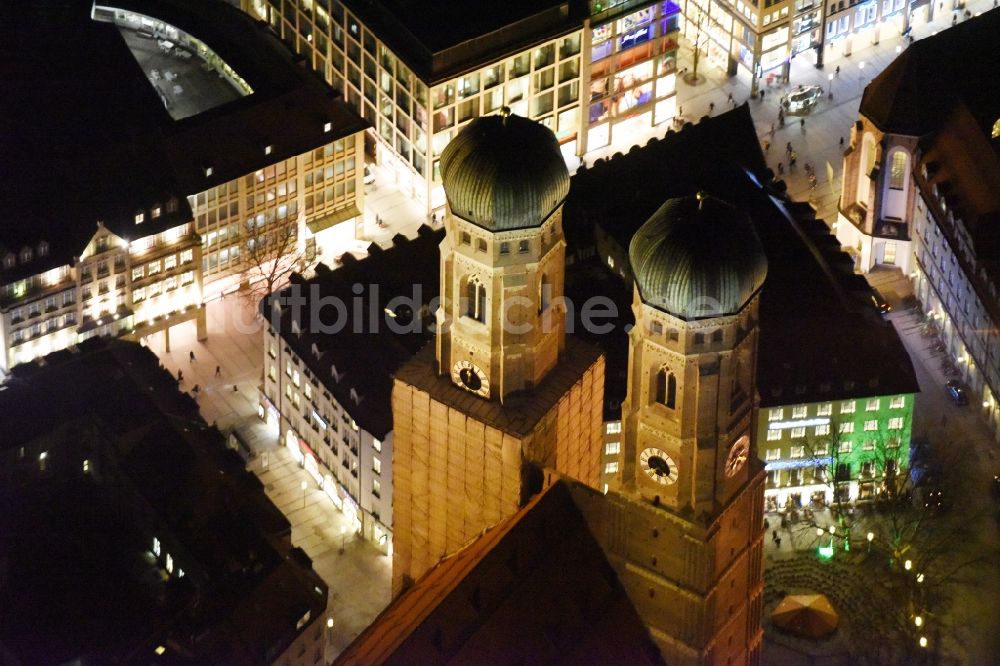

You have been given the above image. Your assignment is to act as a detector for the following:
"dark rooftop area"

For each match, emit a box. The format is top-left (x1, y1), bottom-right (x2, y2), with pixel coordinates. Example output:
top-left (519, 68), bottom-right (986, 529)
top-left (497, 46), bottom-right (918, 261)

top-left (562, 105), bottom-right (919, 411)
top-left (0, 0), bottom-right (366, 282)
top-left (264, 226), bottom-right (445, 439)
top-left (0, 338), bottom-right (325, 664)
top-left (859, 7), bottom-right (1000, 139)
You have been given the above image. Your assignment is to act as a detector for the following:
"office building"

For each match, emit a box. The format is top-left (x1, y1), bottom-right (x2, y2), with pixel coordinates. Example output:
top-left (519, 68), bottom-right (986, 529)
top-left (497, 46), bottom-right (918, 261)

top-left (1, 0), bottom-right (366, 374)
top-left (241, 0), bottom-right (681, 210)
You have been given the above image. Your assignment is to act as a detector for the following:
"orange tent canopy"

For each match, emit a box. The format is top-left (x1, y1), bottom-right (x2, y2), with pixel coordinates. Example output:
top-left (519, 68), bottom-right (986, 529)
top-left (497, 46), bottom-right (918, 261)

top-left (771, 593), bottom-right (839, 639)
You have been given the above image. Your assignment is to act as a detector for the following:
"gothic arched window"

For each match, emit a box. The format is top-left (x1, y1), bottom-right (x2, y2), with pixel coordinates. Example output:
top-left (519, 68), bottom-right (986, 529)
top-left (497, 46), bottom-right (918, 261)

top-left (464, 276), bottom-right (486, 323)
top-left (655, 368), bottom-right (677, 409)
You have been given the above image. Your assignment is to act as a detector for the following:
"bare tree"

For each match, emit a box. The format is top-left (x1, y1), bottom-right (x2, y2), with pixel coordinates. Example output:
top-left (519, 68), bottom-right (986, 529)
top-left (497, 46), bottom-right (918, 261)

top-left (239, 220), bottom-right (313, 308)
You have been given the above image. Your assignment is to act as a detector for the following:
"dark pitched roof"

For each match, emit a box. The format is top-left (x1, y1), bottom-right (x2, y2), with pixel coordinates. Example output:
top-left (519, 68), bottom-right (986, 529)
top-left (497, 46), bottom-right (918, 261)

top-left (263, 227), bottom-right (445, 439)
top-left (336, 481), bottom-right (665, 665)
top-left (561, 105), bottom-right (918, 411)
top-left (0, 0), bottom-right (367, 280)
top-left (859, 8), bottom-right (1000, 138)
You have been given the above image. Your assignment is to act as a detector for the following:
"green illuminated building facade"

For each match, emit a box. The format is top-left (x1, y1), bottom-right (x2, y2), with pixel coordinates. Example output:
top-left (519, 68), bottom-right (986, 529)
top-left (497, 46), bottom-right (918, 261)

top-left (756, 392), bottom-right (915, 511)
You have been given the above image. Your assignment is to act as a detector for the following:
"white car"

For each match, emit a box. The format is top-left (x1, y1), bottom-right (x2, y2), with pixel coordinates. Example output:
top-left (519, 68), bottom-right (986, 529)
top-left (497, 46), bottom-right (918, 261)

top-left (781, 85), bottom-right (823, 113)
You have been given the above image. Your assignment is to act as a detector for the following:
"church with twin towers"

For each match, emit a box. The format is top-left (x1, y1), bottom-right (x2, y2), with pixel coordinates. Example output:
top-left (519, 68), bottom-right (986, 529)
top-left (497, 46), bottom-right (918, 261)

top-left (388, 107), bottom-right (768, 664)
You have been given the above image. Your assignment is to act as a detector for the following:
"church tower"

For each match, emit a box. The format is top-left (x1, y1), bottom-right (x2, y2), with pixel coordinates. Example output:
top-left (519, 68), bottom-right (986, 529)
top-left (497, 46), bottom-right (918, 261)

top-left (580, 193), bottom-right (768, 664)
top-left (435, 108), bottom-right (569, 399)
top-left (391, 111), bottom-right (604, 595)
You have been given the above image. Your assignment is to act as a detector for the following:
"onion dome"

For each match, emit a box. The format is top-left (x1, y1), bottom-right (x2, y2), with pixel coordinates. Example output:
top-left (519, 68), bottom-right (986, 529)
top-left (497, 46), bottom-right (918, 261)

top-left (440, 108), bottom-right (570, 232)
top-left (629, 192), bottom-right (767, 320)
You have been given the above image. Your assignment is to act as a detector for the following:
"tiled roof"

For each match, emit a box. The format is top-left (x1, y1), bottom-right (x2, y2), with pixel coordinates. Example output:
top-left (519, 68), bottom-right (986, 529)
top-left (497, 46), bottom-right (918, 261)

top-left (336, 481), bottom-right (665, 665)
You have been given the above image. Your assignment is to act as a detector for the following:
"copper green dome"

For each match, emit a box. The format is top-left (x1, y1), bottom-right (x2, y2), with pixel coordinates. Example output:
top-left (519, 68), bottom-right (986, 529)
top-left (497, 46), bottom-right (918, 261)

top-left (629, 193), bottom-right (767, 320)
top-left (440, 110), bottom-right (570, 232)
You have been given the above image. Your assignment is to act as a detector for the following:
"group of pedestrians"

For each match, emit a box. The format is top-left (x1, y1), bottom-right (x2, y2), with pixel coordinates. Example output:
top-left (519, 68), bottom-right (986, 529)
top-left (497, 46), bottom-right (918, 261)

top-left (176, 349), bottom-right (238, 398)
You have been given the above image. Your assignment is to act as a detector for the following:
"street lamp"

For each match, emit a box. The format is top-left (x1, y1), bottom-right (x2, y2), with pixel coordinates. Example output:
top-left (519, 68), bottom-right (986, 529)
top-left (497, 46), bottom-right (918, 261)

top-left (914, 615), bottom-right (923, 627)
top-left (917, 572), bottom-right (925, 583)
top-left (919, 636), bottom-right (928, 648)
top-left (904, 559), bottom-right (913, 571)
top-left (866, 531), bottom-right (874, 553)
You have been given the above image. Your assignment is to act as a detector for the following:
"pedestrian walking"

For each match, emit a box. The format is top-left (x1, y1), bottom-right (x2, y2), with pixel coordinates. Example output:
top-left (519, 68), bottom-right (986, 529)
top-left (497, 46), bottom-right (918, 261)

top-left (177, 370), bottom-right (183, 383)
top-left (192, 384), bottom-right (200, 395)
top-left (727, 92), bottom-right (734, 104)
top-left (189, 350), bottom-right (195, 362)
top-left (763, 139), bottom-right (771, 152)
top-left (777, 162), bottom-right (784, 175)
top-left (776, 536), bottom-right (782, 548)
top-left (785, 141), bottom-right (792, 155)
top-left (835, 65), bottom-right (840, 77)
top-left (789, 151), bottom-right (797, 168)
top-left (772, 530), bottom-right (779, 543)
top-left (215, 365), bottom-right (221, 377)
top-left (839, 136), bottom-right (845, 148)
top-left (233, 384), bottom-right (239, 392)
top-left (709, 101), bottom-right (715, 114)
top-left (760, 90), bottom-right (765, 101)
top-left (769, 123), bottom-right (775, 138)
top-left (800, 117), bottom-right (805, 130)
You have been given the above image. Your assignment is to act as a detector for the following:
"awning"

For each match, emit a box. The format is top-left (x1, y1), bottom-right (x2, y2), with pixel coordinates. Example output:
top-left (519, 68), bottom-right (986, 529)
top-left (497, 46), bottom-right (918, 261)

top-left (306, 205), bottom-right (361, 235)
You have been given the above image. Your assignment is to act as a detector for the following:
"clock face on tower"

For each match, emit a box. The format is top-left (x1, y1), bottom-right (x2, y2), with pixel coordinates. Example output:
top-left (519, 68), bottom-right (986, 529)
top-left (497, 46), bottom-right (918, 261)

top-left (725, 434), bottom-right (750, 477)
top-left (639, 447), bottom-right (679, 485)
top-left (452, 360), bottom-right (490, 397)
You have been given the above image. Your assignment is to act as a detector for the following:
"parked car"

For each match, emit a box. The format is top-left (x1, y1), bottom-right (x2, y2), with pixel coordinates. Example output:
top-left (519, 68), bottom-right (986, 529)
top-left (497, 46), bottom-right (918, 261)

top-left (871, 288), bottom-right (891, 315)
top-left (945, 380), bottom-right (969, 406)
top-left (780, 85), bottom-right (823, 113)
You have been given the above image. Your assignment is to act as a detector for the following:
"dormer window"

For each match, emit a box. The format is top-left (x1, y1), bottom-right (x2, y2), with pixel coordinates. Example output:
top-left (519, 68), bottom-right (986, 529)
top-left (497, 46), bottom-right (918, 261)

top-left (3, 254), bottom-right (15, 269)
top-left (152, 205), bottom-right (161, 218)
top-left (20, 248), bottom-right (32, 263)
top-left (264, 143), bottom-right (273, 155)
top-left (203, 165), bottom-right (214, 177)
top-left (166, 197), bottom-right (178, 213)
top-left (135, 212), bottom-right (145, 224)
top-left (323, 121), bottom-right (332, 133)
top-left (37, 241), bottom-right (48, 257)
